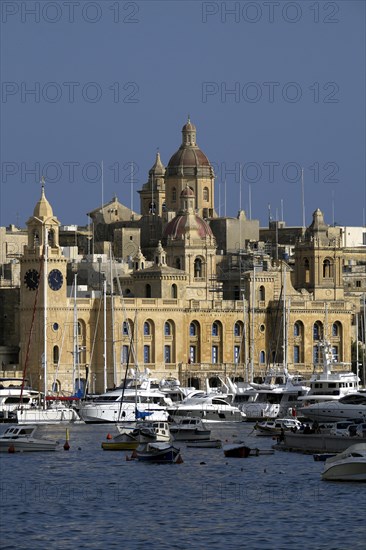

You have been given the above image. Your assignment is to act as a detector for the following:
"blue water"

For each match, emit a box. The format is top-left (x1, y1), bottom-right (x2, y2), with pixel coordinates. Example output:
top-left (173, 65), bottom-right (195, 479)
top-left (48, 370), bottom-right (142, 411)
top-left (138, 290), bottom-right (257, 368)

top-left (1, 423), bottom-right (365, 550)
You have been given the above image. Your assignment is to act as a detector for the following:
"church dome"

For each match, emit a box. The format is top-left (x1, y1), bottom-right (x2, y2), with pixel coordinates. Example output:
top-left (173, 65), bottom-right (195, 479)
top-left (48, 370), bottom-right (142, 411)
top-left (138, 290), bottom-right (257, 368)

top-left (163, 212), bottom-right (214, 241)
top-left (166, 118), bottom-right (214, 178)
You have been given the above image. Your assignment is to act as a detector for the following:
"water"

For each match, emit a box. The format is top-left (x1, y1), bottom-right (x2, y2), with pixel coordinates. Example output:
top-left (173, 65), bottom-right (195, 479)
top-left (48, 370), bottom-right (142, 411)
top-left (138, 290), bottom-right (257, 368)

top-left (1, 422), bottom-right (365, 550)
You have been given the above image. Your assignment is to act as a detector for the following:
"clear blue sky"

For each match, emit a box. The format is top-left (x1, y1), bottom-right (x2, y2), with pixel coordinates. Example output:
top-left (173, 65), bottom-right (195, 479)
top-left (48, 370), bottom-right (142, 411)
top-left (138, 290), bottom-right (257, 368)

top-left (1, 0), bottom-right (365, 229)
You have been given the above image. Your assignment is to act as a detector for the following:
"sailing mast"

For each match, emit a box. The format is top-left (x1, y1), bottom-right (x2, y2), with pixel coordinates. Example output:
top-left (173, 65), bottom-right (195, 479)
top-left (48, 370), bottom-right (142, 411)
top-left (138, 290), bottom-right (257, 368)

top-left (43, 225), bottom-right (48, 409)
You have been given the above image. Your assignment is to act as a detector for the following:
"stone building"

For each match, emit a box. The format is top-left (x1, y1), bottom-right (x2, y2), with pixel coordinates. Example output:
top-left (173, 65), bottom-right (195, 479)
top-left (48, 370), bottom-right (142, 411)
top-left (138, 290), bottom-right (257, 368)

top-left (2, 119), bottom-right (363, 392)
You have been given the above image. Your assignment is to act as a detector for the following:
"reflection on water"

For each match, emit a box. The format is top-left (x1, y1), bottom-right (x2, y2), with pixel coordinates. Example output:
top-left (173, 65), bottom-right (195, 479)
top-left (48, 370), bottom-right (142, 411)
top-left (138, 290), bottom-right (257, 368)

top-left (1, 423), bottom-right (365, 549)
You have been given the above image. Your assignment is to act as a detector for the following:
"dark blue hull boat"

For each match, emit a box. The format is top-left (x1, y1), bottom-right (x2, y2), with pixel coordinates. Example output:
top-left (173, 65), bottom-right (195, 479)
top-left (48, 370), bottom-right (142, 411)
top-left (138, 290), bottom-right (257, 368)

top-left (136, 442), bottom-right (182, 464)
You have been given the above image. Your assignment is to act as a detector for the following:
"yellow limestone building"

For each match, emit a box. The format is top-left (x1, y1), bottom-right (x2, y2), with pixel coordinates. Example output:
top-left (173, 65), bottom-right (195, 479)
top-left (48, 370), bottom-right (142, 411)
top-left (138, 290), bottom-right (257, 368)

top-left (18, 121), bottom-right (355, 395)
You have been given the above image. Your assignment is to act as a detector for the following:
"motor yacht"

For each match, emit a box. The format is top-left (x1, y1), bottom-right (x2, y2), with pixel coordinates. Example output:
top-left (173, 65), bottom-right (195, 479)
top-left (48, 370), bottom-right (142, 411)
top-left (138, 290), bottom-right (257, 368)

top-left (0, 425), bottom-right (59, 452)
top-left (167, 393), bottom-right (246, 423)
top-left (299, 393), bottom-right (366, 423)
top-left (321, 443), bottom-right (366, 481)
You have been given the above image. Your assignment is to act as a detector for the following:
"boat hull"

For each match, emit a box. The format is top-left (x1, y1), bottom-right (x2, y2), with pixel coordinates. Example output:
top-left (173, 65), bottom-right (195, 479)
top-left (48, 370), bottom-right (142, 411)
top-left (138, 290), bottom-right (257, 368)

top-left (136, 444), bottom-right (181, 464)
top-left (0, 440), bottom-right (58, 452)
top-left (223, 443), bottom-right (251, 458)
top-left (16, 407), bottom-right (80, 424)
top-left (186, 439), bottom-right (222, 448)
top-left (322, 462), bottom-right (366, 481)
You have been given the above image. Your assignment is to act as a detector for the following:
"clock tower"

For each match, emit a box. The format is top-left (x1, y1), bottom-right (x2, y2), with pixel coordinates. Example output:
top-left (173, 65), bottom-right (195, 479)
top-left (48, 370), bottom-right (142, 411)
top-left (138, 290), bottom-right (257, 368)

top-left (19, 183), bottom-right (68, 393)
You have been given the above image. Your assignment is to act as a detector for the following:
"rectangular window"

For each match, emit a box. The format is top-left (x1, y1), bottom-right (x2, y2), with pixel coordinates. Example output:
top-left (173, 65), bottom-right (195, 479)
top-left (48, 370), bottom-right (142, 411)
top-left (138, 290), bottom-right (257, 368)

top-left (234, 345), bottom-right (240, 364)
top-left (294, 345), bottom-right (300, 364)
top-left (144, 345), bottom-right (150, 364)
top-left (122, 345), bottom-right (129, 363)
top-left (190, 346), bottom-right (196, 363)
top-left (164, 345), bottom-right (171, 363)
top-left (212, 345), bottom-right (218, 364)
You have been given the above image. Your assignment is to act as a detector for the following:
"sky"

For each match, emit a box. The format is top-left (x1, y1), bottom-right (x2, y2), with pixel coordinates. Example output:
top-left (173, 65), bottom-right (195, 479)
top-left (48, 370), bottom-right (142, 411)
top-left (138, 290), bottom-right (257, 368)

top-left (0, 0), bottom-right (365, 230)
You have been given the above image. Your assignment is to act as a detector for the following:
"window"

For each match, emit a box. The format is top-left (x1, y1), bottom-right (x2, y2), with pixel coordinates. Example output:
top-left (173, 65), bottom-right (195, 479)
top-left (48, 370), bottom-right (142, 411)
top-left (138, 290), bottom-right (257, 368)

top-left (122, 321), bottom-right (129, 336)
top-left (190, 322), bottom-right (197, 336)
top-left (259, 285), bottom-right (265, 301)
top-left (356, 280), bottom-right (361, 288)
top-left (323, 259), bottom-right (332, 278)
top-left (189, 346), bottom-right (196, 363)
top-left (234, 345), bottom-right (240, 364)
top-left (260, 350), bottom-right (265, 364)
top-left (175, 258), bottom-right (181, 270)
top-left (332, 323), bottom-right (338, 337)
top-left (122, 345), bottom-right (129, 363)
top-left (203, 187), bottom-right (209, 201)
top-left (164, 345), bottom-right (171, 363)
top-left (172, 187), bottom-right (177, 202)
top-left (212, 345), bottom-right (218, 364)
top-left (294, 322), bottom-right (300, 337)
top-left (53, 345), bottom-right (59, 364)
top-left (171, 284), bottom-right (177, 299)
top-left (212, 322), bottom-right (219, 337)
top-left (234, 322), bottom-right (241, 337)
top-left (77, 322), bottom-right (82, 337)
top-left (145, 284), bottom-right (151, 298)
top-left (294, 345), bottom-right (300, 363)
top-left (144, 322), bottom-right (150, 336)
top-left (304, 258), bottom-right (310, 283)
top-left (313, 322), bottom-right (322, 340)
top-left (194, 258), bottom-right (202, 278)
top-left (164, 322), bottom-right (171, 336)
top-left (332, 346), bottom-right (339, 361)
top-left (313, 345), bottom-right (320, 364)
top-left (144, 345), bottom-right (150, 364)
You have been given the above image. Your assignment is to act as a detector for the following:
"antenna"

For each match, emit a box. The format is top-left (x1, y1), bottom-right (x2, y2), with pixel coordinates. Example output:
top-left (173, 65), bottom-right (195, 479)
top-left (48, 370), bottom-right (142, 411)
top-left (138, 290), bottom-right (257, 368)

top-left (101, 161), bottom-right (104, 210)
top-left (225, 179), bottom-right (227, 217)
top-left (332, 189), bottom-right (335, 226)
top-left (218, 180), bottom-right (221, 217)
top-left (239, 164), bottom-right (242, 212)
top-left (249, 183), bottom-right (252, 220)
top-left (301, 167), bottom-right (305, 228)
top-left (281, 198), bottom-right (284, 222)
top-left (130, 162), bottom-right (134, 213)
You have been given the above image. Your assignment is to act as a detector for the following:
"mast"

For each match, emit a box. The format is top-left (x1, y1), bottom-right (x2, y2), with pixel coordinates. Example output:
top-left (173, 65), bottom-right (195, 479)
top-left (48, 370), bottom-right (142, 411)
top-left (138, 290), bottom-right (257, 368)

top-left (43, 226), bottom-right (48, 408)
top-left (103, 277), bottom-right (107, 393)
top-left (73, 268), bottom-right (78, 393)
top-left (110, 244), bottom-right (117, 387)
top-left (250, 266), bottom-right (256, 383)
top-left (282, 263), bottom-right (287, 374)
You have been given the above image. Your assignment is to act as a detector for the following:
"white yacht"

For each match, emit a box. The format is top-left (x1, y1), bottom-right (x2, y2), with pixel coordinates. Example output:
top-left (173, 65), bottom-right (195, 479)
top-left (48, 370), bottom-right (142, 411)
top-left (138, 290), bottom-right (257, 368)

top-left (0, 378), bottom-right (41, 421)
top-left (78, 376), bottom-right (171, 423)
top-left (297, 340), bottom-right (360, 413)
top-left (167, 393), bottom-right (246, 423)
top-left (0, 425), bottom-right (59, 452)
top-left (322, 443), bottom-right (366, 481)
top-left (299, 393), bottom-right (366, 423)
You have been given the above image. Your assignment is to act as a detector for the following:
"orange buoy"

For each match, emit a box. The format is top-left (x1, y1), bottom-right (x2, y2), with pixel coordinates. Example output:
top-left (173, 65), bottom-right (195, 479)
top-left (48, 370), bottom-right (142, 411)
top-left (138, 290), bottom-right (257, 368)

top-left (106, 433), bottom-right (113, 440)
top-left (8, 444), bottom-right (15, 454)
top-left (175, 454), bottom-right (183, 464)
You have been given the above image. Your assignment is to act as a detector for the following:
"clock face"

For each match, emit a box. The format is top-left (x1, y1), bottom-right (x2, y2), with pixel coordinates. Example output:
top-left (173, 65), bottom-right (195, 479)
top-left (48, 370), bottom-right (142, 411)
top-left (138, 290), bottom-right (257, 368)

top-left (48, 269), bottom-right (63, 291)
top-left (24, 269), bottom-right (40, 290)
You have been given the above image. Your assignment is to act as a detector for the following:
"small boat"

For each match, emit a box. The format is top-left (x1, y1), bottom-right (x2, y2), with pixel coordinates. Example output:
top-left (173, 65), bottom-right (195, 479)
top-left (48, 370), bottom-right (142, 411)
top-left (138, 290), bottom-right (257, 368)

top-left (223, 442), bottom-right (251, 458)
top-left (255, 418), bottom-right (302, 436)
top-left (170, 417), bottom-right (211, 441)
top-left (321, 443), bottom-right (366, 481)
top-left (186, 439), bottom-right (222, 448)
top-left (135, 441), bottom-right (182, 464)
top-left (249, 448), bottom-right (275, 456)
top-left (0, 425), bottom-right (59, 452)
top-left (102, 421), bottom-right (171, 451)
top-left (313, 453), bottom-right (336, 462)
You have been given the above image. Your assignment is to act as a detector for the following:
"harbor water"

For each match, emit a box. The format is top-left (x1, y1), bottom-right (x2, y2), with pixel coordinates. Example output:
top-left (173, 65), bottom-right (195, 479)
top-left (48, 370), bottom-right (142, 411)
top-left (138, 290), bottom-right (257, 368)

top-left (1, 422), bottom-right (365, 550)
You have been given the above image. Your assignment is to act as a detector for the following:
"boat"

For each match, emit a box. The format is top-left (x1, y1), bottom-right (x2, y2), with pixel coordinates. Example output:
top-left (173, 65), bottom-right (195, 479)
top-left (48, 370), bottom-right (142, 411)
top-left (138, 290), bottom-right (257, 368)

top-left (223, 442), bottom-right (251, 458)
top-left (321, 443), bottom-right (366, 481)
top-left (255, 417), bottom-right (302, 436)
top-left (102, 420), bottom-right (171, 450)
top-left (16, 396), bottom-right (81, 425)
top-left (186, 439), bottom-right (222, 448)
top-left (299, 393), bottom-right (366, 423)
top-left (0, 425), bottom-right (59, 452)
top-left (135, 441), bottom-right (182, 464)
top-left (170, 417), bottom-right (211, 441)
top-left (78, 372), bottom-right (171, 424)
top-left (0, 377), bottom-right (41, 422)
top-left (275, 431), bottom-right (366, 454)
top-left (167, 393), bottom-right (246, 423)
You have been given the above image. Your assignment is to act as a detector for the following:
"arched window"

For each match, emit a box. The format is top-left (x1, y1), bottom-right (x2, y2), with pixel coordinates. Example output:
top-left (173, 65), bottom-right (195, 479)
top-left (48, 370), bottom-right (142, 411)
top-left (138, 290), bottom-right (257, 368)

top-left (332, 322), bottom-right (340, 336)
top-left (203, 187), bottom-right (209, 201)
top-left (323, 258), bottom-right (332, 278)
top-left (234, 322), bottom-right (241, 337)
top-left (164, 322), bottom-right (171, 336)
top-left (259, 285), bottom-right (265, 301)
top-left (259, 350), bottom-right (266, 364)
top-left (313, 322), bottom-right (322, 341)
top-left (48, 229), bottom-right (55, 247)
top-left (172, 187), bottom-right (177, 202)
top-left (53, 345), bottom-right (59, 364)
top-left (304, 258), bottom-right (310, 283)
top-left (122, 321), bottom-right (129, 336)
top-left (171, 284), bottom-right (177, 299)
top-left (33, 231), bottom-right (39, 247)
top-left (212, 322), bottom-right (219, 337)
top-left (190, 322), bottom-right (197, 336)
top-left (145, 284), bottom-right (151, 298)
top-left (144, 322), bottom-right (150, 336)
top-left (77, 321), bottom-right (82, 337)
top-left (175, 258), bottom-right (181, 270)
top-left (294, 322), bottom-right (300, 337)
top-left (194, 258), bottom-right (202, 278)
